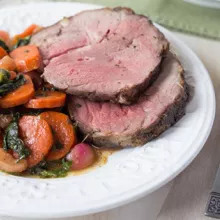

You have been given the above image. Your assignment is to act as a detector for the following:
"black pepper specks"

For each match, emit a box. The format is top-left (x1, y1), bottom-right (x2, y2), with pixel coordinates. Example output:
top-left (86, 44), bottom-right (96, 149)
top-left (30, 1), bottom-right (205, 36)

top-left (75, 103), bottom-right (81, 108)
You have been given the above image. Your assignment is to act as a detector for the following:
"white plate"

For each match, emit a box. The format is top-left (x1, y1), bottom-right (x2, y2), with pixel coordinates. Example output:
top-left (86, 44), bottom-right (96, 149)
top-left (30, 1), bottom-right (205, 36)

top-left (184, 0), bottom-right (220, 8)
top-left (0, 2), bottom-right (215, 218)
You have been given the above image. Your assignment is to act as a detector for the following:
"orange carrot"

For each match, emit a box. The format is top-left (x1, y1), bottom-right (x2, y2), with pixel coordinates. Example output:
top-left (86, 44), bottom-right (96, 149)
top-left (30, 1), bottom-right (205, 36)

top-left (9, 71), bottom-right (17, 80)
top-left (25, 90), bottom-right (66, 109)
top-left (23, 71), bottom-right (43, 89)
top-left (0, 31), bottom-right (9, 43)
top-left (0, 56), bottom-right (16, 71)
top-left (40, 112), bottom-right (76, 161)
top-left (0, 30), bottom-right (11, 47)
top-left (12, 24), bottom-right (40, 45)
top-left (0, 135), bottom-right (13, 156)
top-left (0, 132), bottom-right (3, 148)
top-left (10, 45), bottom-right (41, 72)
top-left (0, 48), bottom-right (7, 59)
top-left (19, 115), bottom-right (53, 167)
top-left (0, 131), bottom-right (12, 154)
top-left (0, 75), bottom-right (35, 108)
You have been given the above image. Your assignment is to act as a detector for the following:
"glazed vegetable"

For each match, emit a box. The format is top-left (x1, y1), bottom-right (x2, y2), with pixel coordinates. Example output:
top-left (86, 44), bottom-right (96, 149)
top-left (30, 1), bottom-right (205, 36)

top-left (0, 131), bottom-right (3, 147)
top-left (23, 71), bottom-right (43, 89)
top-left (0, 56), bottom-right (16, 71)
top-left (0, 69), bottom-right (10, 85)
top-left (0, 73), bottom-right (25, 93)
top-left (3, 113), bottom-right (30, 161)
top-left (12, 24), bottom-right (40, 46)
top-left (0, 47), bottom-right (7, 59)
top-left (13, 36), bottom-right (31, 49)
top-left (10, 45), bottom-right (41, 72)
top-left (9, 71), bottom-right (17, 80)
top-left (0, 25), bottom-right (104, 177)
top-left (0, 75), bottom-right (34, 108)
top-left (29, 159), bottom-right (72, 178)
top-left (0, 39), bottom-right (10, 53)
top-left (0, 31), bottom-right (10, 46)
top-left (0, 69), bottom-right (18, 91)
top-left (42, 84), bottom-right (56, 91)
top-left (66, 143), bottom-right (96, 170)
top-left (40, 112), bottom-right (76, 161)
top-left (25, 90), bottom-right (66, 109)
top-left (0, 114), bottom-right (12, 129)
top-left (0, 148), bottom-right (27, 173)
top-left (0, 69), bottom-right (16, 84)
top-left (18, 115), bottom-right (53, 167)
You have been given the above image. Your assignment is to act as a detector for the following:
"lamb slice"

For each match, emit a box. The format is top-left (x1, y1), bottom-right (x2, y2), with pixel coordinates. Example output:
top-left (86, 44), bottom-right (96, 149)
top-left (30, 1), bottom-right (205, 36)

top-left (31, 7), bottom-right (169, 104)
top-left (68, 53), bottom-right (188, 148)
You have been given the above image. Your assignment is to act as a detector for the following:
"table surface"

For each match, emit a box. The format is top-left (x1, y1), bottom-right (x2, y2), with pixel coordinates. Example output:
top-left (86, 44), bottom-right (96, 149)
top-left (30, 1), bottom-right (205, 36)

top-left (0, 1), bottom-right (220, 218)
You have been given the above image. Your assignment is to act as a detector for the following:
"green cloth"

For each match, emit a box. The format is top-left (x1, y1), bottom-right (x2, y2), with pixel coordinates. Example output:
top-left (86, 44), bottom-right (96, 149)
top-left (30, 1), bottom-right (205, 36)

top-left (53, 0), bottom-right (220, 40)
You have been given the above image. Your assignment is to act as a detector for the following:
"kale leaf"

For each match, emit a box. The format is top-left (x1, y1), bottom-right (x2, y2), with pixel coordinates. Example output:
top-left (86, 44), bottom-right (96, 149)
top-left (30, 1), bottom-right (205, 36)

top-left (0, 39), bottom-right (10, 53)
top-left (29, 159), bottom-right (72, 178)
top-left (3, 113), bottom-right (30, 161)
top-left (13, 36), bottom-right (31, 49)
top-left (0, 74), bottom-right (26, 97)
top-left (51, 140), bottom-right (63, 151)
top-left (0, 69), bottom-right (10, 85)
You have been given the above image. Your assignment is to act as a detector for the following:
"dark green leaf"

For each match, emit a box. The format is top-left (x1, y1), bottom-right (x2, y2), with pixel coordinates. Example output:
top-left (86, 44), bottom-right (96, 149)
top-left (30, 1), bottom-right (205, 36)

top-left (25, 109), bottom-right (43, 116)
top-left (37, 169), bottom-right (67, 178)
top-left (42, 86), bottom-right (56, 92)
top-left (51, 140), bottom-right (63, 151)
top-left (29, 159), bottom-right (72, 178)
top-left (0, 69), bottom-right (10, 85)
top-left (13, 36), bottom-right (31, 49)
top-left (3, 113), bottom-right (30, 161)
top-left (0, 74), bottom-right (26, 97)
top-left (61, 159), bottom-right (72, 170)
top-left (35, 90), bottom-right (47, 97)
top-left (12, 112), bottom-right (20, 121)
top-left (0, 39), bottom-right (10, 53)
top-left (75, 103), bottom-right (81, 108)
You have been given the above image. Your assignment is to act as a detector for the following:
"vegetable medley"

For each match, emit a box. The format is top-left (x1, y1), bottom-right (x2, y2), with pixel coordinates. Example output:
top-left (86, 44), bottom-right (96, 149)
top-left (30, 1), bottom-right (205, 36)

top-left (0, 25), bottom-right (97, 178)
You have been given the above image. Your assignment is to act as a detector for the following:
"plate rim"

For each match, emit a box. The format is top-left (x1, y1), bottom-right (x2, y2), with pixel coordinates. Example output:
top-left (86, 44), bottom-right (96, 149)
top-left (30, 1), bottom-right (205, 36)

top-left (0, 2), bottom-right (216, 218)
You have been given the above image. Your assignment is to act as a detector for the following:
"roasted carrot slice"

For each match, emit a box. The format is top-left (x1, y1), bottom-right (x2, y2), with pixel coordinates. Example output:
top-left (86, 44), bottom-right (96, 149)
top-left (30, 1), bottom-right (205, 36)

top-left (0, 131), bottom-right (11, 161)
top-left (23, 71), bottom-right (43, 89)
top-left (40, 112), bottom-right (76, 161)
top-left (9, 71), bottom-right (16, 80)
top-left (10, 45), bottom-right (41, 72)
top-left (19, 115), bottom-right (53, 167)
top-left (0, 75), bottom-right (35, 108)
top-left (0, 132), bottom-right (3, 148)
top-left (0, 30), bottom-right (11, 48)
top-left (23, 24), bottom-right (40, 35)
top-left (12, 24), bottom-right (40, 45)
top-left (25, 90), bottom-right (66, 109)
top-left (0, 48), bottom-right (7, 59)
top-left (0, 148), bottom-right (27, 173)
top-left (0, 31), bottom-right (10, 43)
top-left (0, 56), bottom-right (16, 71)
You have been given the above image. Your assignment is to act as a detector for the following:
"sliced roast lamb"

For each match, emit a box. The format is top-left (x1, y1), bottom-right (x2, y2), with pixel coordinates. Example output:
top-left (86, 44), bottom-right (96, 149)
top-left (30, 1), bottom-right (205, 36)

top-left (31, 7), bottom-right (169, 104)
top-left (68, 53), bottom-right (188, 148)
